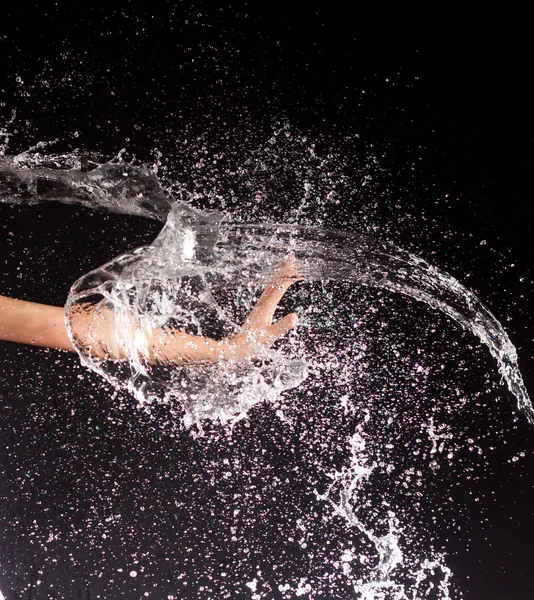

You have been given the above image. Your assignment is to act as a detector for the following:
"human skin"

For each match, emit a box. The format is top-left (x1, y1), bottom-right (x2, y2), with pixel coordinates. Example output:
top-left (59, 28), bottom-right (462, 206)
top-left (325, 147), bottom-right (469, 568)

top-left (0, 258), bottom-right (301, 364)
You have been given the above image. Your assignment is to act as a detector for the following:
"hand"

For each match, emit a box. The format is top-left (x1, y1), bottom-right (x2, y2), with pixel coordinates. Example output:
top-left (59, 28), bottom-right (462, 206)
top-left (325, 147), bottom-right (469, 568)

top-left (219, 256), bottom-right (302, 361)
top-left (69, 257), bottom-right (302, 365)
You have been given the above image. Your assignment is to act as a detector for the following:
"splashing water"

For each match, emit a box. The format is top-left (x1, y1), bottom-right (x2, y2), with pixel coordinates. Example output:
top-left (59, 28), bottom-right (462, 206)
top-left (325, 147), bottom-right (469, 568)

top-left (1, 144), bottom-right (531, 598)
top-left (1, 150), bottom-right (531, 428)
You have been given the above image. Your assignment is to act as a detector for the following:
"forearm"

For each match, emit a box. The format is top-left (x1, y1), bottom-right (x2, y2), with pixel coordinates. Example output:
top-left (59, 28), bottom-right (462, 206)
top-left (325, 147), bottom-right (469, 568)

top-left (0, 295), bottom-right (75, 352)
top-left (70, 302), bottom-right (231, 365)
top-left (0, 294), bottom-right (227, 364)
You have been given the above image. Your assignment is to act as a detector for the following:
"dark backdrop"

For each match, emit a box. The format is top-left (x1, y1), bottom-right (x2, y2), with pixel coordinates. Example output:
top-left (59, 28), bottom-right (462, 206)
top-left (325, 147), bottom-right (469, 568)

top-left (1, 4), bottom-right (533, 600)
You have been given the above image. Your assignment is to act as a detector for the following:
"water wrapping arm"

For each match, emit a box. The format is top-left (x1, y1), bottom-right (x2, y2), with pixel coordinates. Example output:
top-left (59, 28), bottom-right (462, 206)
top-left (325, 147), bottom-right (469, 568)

top-left (0, 291), bottom-right (297, 364)
top-left (68, 258), bottom-right (300, 364)
top-left (0, 260), bottom-right (299, 364)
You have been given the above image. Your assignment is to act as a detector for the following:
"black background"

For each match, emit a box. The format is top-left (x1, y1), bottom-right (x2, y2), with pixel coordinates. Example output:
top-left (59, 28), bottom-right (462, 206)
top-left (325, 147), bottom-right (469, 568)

top-left (1, 3), bottom-right (533, 599)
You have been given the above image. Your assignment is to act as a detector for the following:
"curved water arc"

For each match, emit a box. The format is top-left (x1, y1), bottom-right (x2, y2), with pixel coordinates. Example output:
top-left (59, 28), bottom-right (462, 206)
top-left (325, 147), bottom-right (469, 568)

top-left (216, 220), bottom-right (533, 425)
top-left (1, 154), bottom-right (531, 425)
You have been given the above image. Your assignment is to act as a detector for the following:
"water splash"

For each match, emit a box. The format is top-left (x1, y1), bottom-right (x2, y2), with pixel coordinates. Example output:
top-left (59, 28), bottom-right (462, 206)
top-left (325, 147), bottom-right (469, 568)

top-left (1, 145), bottom-right (531, 598)
top-left (0, 147), bottom-right (172, 220)
top-left (2, 151), bottom-right (529, 426)
top-left (318, 413), bottom-right (453, 599)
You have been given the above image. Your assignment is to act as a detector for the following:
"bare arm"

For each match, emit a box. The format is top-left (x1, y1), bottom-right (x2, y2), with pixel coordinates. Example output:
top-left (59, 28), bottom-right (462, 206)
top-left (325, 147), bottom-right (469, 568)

top-left (0, 295), bottom-right (74, 352)
top-left (0, 258), bottom-right (301, 364)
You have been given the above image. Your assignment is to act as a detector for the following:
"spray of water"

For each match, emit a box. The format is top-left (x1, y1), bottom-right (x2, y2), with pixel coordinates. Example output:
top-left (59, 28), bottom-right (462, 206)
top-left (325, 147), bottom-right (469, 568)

top-left (1, 150), bottom-right (530, 429)
top-left (1, 140), bottom-right (531, 598)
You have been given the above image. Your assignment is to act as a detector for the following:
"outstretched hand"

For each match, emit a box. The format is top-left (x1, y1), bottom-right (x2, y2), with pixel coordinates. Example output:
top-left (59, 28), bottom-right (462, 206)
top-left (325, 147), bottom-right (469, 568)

top-left (0, 258), bottom-right (302, 365)
top-left (222, 257), bottom-right (302, 361)
top-left (142, 256), bottom-right (302, 365)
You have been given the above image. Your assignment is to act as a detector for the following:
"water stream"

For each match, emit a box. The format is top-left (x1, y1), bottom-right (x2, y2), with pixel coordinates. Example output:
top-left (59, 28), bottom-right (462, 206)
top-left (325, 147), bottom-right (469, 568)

top-left (1, 147), bottom-right (531, 598)
top-left (1, 151), bottom-right (531, 428)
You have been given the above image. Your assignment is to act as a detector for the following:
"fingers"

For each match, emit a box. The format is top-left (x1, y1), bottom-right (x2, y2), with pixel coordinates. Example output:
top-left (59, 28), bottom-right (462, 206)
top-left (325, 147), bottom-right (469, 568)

top-left (257, 257), bottom-right (302, 289)
top-left (274, 256), bottom-right (302, 284)
top-left (244, 257), bottom-right (302, 330)
top-left (244, 281), bottom-right (289, 329)
top-left (257, 312), bottom-right (298, 347)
